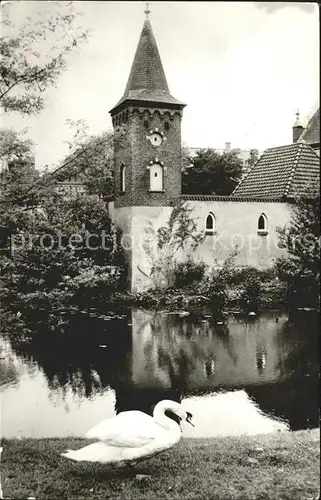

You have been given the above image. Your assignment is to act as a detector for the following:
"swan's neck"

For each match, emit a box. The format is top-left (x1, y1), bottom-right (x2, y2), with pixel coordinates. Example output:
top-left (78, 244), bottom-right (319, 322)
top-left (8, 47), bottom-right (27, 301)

top-left (153, 405), bottom-right (181, 435)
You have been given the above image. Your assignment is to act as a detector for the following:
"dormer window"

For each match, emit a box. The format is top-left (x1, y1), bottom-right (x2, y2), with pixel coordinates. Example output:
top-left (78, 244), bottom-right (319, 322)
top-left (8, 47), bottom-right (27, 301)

top-left (257, 213), bottom-right (268, 234)
top-left (205, 212), bottom-right (216, 235)
top-left (120, 165), bottom-right (126, 193)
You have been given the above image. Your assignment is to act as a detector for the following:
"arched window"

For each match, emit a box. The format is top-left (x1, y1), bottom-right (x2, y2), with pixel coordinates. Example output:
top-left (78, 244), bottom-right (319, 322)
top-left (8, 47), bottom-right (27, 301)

top-left (257, 213), bottom-right (268, 233)
top-left (205, 212), bottom-right (216, 234)
top-left (120, 165), bottom-right (126, 192)
top-left (149, 163), bottom-right (164, 191)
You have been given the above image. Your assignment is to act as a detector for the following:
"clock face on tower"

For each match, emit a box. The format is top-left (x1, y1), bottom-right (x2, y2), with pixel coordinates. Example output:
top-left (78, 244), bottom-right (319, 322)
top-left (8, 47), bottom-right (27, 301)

top-left (150, 132), bottom-right (163, 147)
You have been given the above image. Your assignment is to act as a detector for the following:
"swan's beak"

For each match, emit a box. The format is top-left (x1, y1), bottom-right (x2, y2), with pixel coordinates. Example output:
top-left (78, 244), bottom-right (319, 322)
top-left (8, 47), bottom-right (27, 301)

top-left (186, 411), bottom-right (195, 427)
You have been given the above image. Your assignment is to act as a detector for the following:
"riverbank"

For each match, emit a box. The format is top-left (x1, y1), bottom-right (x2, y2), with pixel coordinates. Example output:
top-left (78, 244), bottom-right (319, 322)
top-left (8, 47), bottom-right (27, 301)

top-left (1, 264), bottom-right (291, 316)
top-left (1, 429), bottom-right (319, 500)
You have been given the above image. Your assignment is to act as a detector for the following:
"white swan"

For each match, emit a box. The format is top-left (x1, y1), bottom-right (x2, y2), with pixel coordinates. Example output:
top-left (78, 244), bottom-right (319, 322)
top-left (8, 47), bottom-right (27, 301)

top-left (61, 400), bottom-right (194, 466)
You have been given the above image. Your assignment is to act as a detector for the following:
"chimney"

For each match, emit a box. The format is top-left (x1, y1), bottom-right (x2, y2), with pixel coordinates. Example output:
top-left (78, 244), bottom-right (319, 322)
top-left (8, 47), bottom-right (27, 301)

top-left (225, 142), bottom-right (231, 152)
top-left (292, 110), bottom-right (305, 143)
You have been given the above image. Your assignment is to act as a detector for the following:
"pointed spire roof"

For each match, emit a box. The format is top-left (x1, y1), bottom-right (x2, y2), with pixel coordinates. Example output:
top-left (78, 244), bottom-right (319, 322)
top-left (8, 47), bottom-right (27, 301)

top-left (110, 14), bottom-right (185, 114)
top-left (125, 18), bottom-right (169, 94)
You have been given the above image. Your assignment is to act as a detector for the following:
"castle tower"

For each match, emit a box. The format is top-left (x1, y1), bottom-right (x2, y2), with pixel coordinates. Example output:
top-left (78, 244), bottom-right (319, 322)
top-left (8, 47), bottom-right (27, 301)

top-left (109, 6), bottom-right (186, 292)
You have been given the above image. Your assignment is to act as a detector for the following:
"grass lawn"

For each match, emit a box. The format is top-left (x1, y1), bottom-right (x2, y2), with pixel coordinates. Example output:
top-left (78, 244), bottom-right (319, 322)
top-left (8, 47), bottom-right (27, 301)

top-left (1, 429), bottom-right (319, 500)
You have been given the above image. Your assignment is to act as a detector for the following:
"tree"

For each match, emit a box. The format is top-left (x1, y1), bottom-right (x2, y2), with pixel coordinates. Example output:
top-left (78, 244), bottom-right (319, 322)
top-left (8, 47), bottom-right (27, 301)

top-left (1, 126), bottom-right (123, 311)
top-left (247, 149), bottom-right (260, 169)
top-left (0, 1), bottom-right (89, 226)
top-left (0, 1), bottom-right (88, 115)
top-left (0, 3), bottom-right (125, 328)
top-left (276, 183), bottom-right (320, 309)
top-left (0, 129), bottom-right (43, 253)
top-left (0, 129), bottom-right (40, 205)
top-left (181, 143), bottom-right (193, 171)
top-left (51, 121), bottom-right (114, 200)
top-left (182, 148), bottom-right (243, 195)
top-left (144, 200), bottom-right (205, 287)
top-left (1, 191), bottom-right (125, 314)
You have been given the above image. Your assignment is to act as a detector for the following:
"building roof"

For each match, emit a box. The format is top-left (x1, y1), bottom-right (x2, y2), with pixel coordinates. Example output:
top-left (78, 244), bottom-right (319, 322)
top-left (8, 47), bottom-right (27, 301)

top-left (232, 142), bottom-right (320, 200)
top-left (299, 108), bottom-right (320, 146)
top-left (181, 194), bottom-right (282, 202)
top-left (110, 18), bottom-right (185, 114)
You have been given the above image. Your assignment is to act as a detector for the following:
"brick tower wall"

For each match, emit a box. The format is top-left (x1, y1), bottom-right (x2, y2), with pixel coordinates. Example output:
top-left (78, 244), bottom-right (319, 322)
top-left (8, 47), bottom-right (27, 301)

top-left (113, 106), bottom-right (182, 208)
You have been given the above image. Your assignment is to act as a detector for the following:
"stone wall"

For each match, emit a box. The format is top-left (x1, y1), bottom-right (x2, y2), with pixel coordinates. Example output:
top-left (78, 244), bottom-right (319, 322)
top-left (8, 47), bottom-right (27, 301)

top-left (182, 199), bottom-right (291, 269)
top-left (109, 199), bottom-right (292, 292)
top-left (109, 202), bottom-right (173, 291)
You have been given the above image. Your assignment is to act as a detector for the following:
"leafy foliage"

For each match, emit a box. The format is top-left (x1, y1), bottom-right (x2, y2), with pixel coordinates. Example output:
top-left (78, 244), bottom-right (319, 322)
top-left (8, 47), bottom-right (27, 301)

top-left (276, 184), bottom-right (320, 309)
top-left (0, 130), bottom-right (42, 254)
top-left (182, 148), bottom-right (244, 195)
top-left (247, 149), bottom-right (260, 169)
top-left (1, 193), bottom-right (125, 315)
top-left (173, 260), bottom-right (206, 288)
top-left (0, 129), bottom-right (40, 206)
top-left (51, 121), bottom-right (114, 200)
top-left (157, 201), bottom-right (204, 252)
top-left (1, 132), bottom-right (124, 319)
top-left (0, 2), bottom-right (124, 329)
top-left (0, 1), bottom-right (88, 115)
top-left (196, 250), bottom-right (239, 309)
top-left (149, 200), bottom-right (205, 287)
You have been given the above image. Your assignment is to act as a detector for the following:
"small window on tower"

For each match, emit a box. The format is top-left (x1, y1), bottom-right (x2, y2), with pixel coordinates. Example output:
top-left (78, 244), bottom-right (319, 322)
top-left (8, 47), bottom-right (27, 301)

top-left (164, 121), bottom-right (170, 131)
top-left (149, 164), bottom-right (164, 192)
top-left (120, 165), bottom-right (126, 193)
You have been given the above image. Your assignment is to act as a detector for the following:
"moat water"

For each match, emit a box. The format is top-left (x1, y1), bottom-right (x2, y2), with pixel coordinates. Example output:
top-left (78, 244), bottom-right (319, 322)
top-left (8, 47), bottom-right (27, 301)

top-left (0, 308), bottom-right (319, 438)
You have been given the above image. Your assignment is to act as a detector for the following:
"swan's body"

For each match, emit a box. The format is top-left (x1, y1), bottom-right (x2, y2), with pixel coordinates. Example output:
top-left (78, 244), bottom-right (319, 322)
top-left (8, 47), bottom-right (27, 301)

top-left (61, 400), bottom-right (194, 466)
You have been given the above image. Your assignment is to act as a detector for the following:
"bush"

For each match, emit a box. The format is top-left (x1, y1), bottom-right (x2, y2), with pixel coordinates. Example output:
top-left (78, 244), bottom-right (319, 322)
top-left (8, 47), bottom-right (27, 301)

top-left (196, 252), bottom-right (239, 309)
top-left (63, 264), bottom-right (123, 306)
top-left (239, 271), bottom-right (261, 312)
top-left (197, 260), bottom-right (284, 311)
top-left (276, 257), bottom-right (320, 309)
top-left (224, 266), bottom-right (277, 286)
top-left (260, 277), bottom-right (287, 307)
top-left (173, 260), bottom-right (206, 288)
top-left (1, 195), bottom-right (126, 319)
top-left (276, 186), bottom-right (320, 310)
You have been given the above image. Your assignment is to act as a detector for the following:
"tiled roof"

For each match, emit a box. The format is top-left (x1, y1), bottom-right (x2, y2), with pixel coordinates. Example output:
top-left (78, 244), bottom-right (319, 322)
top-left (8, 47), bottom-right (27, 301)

top-left (181, 194), bottom-right (281, 202)
top-left (299, 108), bottom-right (320, 146)
top-left (232, 142), bottom-right (320, 199)
top-left (110, 19), bottom-right (185, 113)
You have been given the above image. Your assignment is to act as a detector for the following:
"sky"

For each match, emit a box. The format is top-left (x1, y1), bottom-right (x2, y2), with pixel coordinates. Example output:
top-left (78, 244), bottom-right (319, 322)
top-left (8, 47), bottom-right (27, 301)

top-left (2, 1), bottom-right (320, 170)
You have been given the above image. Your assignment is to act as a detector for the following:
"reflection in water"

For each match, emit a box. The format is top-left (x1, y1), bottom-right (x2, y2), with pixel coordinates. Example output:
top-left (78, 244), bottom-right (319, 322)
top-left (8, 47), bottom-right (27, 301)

top-left (130, 310), bottom-right (285, 389)
top-left (181, 391), bottom-right (287, 438)
top-left (248, 310), bottom-right (320, 431)
top-left (0, 355), bottom-right (19, 389)
top-left (256, 347), bottom-right (267, 374)
top-left (204, 358), bottom-right (216, 378)
top-left (0, 309), bottom-right (319, 437)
